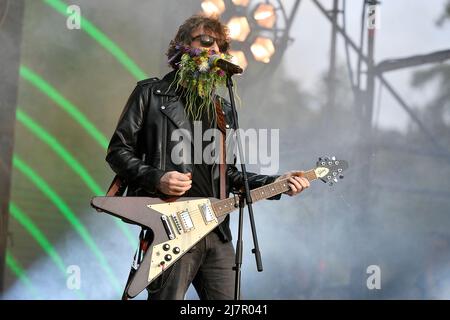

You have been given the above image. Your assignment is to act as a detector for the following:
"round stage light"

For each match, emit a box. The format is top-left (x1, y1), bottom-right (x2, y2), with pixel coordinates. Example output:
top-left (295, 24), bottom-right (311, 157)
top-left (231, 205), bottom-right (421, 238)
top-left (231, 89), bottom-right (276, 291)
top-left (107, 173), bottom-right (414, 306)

top-left (254, 3), bottom-right (277, 29)
top-left (229, 50), bottom-right (248, 70)
top-left (227, 16), bottom-right (251, 42)
top-left (250, 37), bottom-right (275, 63)
top-left (232, 0), bottom-right (250, 7)
top-left (201, 0), bottom-right (226, 16)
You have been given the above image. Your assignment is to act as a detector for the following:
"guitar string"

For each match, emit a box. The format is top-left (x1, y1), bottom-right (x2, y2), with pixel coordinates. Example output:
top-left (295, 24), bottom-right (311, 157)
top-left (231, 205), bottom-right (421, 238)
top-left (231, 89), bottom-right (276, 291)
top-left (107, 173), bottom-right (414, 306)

top-left (158, 172), bottom-right (331, 223)
top-left (150, 168), bottom-right (343, 236)
top-left (157, 181), bottom-right (292, 226)
top-left (153, 168), bottom-right (342, 237)
top-left (164, 173), bottom-right (318, 219)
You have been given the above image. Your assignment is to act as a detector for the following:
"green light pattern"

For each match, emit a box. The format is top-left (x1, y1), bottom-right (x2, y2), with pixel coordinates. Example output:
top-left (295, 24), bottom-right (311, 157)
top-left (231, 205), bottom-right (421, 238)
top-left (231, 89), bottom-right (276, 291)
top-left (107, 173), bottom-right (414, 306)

top-left (9, 202), bottom-right (85, 299)
top-left (43, 0), bottom-right (148, 80)
top-left (11, 0), bottom-right (152, 294)
top-left (6, 251), bottom-right (42, 299)
top-left (13, 155), bottom-right (122, 294)
top-left (16, 108), bottom-right (137, 249)
top-left (19, 65), bottom-right (109, 150)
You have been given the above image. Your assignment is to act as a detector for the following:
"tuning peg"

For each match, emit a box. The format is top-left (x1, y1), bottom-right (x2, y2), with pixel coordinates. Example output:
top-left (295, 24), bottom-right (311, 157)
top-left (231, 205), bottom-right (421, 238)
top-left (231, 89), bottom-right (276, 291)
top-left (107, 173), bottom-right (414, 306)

top-left (331, 156), bottom-right (336, 161)
top-left (339, 175), bottom-right (344, 179)
top-left (333, 177), bottom-right (338, 183)
top-left (328, 181), bottom-right (334, 186)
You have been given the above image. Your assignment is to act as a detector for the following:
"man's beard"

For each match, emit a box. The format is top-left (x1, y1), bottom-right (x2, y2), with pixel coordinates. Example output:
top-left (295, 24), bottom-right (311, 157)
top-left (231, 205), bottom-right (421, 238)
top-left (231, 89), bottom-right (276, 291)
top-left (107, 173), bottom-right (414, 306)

top-left (169, 46), bottom-right (230, 121)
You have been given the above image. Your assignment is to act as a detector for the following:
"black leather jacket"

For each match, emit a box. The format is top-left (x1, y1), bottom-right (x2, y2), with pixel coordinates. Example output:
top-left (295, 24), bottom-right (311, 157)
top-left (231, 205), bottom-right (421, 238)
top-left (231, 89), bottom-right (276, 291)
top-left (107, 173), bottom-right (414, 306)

top-left (106, 71), bottom-right (280, 242)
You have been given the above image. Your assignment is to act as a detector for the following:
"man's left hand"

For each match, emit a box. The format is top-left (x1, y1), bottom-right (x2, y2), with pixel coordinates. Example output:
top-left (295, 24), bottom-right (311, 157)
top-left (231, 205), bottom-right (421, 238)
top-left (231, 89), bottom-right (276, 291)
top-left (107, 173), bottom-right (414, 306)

top-left (275, 171), bottom-right (310, 196)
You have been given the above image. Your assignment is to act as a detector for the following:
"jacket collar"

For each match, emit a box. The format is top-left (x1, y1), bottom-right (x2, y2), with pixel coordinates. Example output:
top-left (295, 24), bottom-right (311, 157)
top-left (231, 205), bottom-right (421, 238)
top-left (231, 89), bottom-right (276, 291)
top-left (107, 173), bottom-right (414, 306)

top-left (153, 70), bottom-right (179, 97)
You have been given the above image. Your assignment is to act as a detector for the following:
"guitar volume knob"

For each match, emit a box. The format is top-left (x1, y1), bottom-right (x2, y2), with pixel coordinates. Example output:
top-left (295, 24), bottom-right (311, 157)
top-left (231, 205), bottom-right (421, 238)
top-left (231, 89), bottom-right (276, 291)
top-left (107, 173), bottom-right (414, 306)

top-left (164, 254), bottom-right (172, 262)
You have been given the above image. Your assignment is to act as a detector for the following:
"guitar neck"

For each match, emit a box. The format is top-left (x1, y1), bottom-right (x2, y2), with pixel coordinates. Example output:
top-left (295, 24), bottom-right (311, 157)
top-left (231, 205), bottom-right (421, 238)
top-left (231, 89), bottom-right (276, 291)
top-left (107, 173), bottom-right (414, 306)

top-left (212, 169), bottom-right (318, 218)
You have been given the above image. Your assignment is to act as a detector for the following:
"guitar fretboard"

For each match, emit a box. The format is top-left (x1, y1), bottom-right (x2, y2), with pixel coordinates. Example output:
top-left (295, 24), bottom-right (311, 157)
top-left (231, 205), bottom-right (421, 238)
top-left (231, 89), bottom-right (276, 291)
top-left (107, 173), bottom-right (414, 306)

top-left (212, 169), bottom-right (317, 217)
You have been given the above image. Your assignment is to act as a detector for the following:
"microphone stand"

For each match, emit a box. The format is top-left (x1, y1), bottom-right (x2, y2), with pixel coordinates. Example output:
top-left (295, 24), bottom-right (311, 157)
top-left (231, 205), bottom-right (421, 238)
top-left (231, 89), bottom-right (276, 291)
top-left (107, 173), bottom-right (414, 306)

top-left (225, 74), bottom-right (264, 300)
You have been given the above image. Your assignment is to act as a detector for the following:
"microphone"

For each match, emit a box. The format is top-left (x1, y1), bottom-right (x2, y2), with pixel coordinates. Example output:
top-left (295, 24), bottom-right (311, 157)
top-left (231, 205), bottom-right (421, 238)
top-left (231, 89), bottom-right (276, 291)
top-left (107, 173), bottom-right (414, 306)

top-left (209, 55), bottom-right (243, 75)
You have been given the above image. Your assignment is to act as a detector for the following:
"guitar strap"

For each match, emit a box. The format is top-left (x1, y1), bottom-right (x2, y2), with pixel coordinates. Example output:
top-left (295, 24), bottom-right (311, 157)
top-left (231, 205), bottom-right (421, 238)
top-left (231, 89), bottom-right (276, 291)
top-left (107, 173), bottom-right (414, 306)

top-left (94, 175), bottom-right (125, 213)
top-left (214, 98), bottom-right (227, 200)
top-left (106, 174), bottom-right (125, 196)
top-left (219, 134), bottom-right (226, 200)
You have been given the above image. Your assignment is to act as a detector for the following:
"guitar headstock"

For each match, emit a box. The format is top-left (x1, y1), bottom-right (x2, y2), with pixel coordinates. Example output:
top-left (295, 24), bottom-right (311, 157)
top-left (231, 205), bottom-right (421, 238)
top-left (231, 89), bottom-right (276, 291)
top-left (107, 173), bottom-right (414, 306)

top-left (314, 156), bottom-right (349, 186)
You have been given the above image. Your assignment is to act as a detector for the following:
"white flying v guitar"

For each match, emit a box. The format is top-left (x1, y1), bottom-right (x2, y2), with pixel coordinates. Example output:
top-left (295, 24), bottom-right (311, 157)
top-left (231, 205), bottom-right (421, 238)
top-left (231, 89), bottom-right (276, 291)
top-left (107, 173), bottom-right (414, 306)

top-left (91, 157), bottom-right (348, 298)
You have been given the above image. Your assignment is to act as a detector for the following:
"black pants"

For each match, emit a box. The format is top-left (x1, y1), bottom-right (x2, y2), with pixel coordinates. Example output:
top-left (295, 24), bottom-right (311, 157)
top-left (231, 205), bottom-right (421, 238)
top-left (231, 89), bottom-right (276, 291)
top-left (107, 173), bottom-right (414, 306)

top-left (147, 231), bottom-right (236, 300)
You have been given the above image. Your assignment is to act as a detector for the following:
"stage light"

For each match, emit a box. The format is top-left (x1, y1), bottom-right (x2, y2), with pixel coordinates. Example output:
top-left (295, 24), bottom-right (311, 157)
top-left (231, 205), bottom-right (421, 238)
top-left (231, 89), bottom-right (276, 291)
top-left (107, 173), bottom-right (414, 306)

top-left (232, 0), bottom-right (250, 7)
top-left (201, 0), bottom-right (226, 16)
top-left (250, 37), bottom-right (275, 63)
top-left (253, 3), bottom-right (277, 29)
top-left (227, 17), bottom-right (251, 42)
top-left (198, 0), bottom-right (294, 68)
top-left (229, 50), bottom-right (248, 70)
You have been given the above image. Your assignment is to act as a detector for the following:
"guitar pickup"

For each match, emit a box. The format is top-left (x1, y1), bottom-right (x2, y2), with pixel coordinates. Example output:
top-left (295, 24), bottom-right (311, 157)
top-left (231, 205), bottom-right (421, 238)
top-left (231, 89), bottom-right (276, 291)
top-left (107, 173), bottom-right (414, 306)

top-left (199, 203), bottom-right (216, 224)
top-left (161, 215), bottom-right (175, 240)
top-left (178, 209), bottom-right (194, 232)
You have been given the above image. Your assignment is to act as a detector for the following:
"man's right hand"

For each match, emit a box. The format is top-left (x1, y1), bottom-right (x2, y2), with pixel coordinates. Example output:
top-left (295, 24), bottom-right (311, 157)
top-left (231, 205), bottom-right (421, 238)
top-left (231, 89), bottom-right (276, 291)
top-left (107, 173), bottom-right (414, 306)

top-left (157, 171), bottom-right (192, 196)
